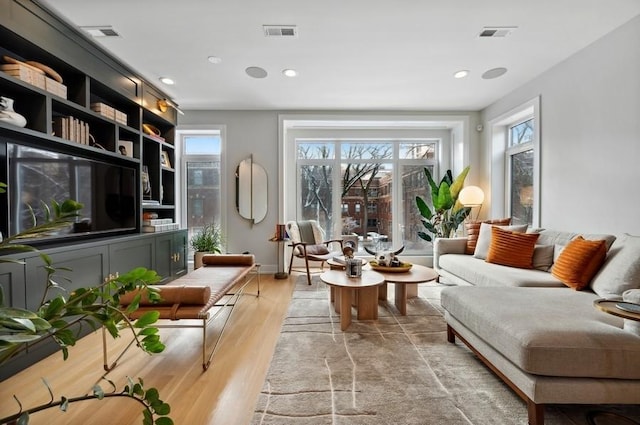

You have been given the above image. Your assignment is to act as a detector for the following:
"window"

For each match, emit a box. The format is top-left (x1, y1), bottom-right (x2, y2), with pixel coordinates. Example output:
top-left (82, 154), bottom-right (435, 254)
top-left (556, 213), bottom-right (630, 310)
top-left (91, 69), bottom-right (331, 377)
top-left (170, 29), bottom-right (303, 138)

top-left (295, 139), bottom-right (438, 254)
top-left (507, 119), bottom-right (534, 225)
top-left (180, 131), bottom-right (223, 257)
top-left (489, 97), bottom-right (539, 227)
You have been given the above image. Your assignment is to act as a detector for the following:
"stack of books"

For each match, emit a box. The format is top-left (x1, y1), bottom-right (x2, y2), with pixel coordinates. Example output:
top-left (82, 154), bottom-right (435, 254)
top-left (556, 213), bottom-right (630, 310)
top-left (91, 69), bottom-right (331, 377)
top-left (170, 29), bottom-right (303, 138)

top-left (52, 116), bottom-right (90, 145)
top-left (142, 218), bottom-right (179, 233)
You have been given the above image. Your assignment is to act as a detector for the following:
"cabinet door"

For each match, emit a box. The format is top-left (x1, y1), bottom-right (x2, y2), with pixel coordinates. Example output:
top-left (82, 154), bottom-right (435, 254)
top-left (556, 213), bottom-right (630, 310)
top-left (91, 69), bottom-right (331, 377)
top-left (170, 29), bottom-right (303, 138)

top-left (154, 234), bottom-right (173, 283)
top-left (172, 230), bottom-right (188, 278)
top-left (109, 237), bottom-right (155, 276)
top-left (25, 246), bottom-right (108, 311)
top-left (21, 246), bottom-right (108, 376)
top-left (0, 260), bottom-right (26, 309)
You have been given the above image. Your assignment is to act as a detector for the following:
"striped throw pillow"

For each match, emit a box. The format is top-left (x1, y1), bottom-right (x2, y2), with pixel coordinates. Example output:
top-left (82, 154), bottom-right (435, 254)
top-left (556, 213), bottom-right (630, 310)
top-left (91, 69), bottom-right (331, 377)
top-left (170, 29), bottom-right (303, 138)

top-left (486, 226), bottom-right (540, 269)
top-left (464, 218), bottom-right (511, 255)
top-left (551, 236), bottom-right (607, 290)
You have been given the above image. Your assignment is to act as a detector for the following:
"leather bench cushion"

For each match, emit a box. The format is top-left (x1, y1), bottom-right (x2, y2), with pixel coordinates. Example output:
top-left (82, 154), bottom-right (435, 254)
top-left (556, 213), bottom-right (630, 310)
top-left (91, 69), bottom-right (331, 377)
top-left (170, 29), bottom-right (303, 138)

top-left (201, 253), bottom-right (255, 266)
top-left (439, 254), bottom-right (565, 287)
top-left (120, 285), bottom-right (211, 306)
top-left (441, 286), bottom-right (640, 379)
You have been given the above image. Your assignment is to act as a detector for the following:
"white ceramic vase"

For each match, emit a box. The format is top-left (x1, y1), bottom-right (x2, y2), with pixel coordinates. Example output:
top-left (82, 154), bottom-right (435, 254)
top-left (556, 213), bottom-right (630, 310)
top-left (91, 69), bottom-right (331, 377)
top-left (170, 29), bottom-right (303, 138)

top-left (0, 96), bottom-right (27, 127)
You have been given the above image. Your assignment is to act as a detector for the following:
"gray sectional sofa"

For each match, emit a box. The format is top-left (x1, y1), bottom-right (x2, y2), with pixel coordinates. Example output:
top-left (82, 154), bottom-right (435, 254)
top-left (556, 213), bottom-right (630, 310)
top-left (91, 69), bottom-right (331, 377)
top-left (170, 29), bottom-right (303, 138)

top-left (435, 228), bottom-right (640, 425)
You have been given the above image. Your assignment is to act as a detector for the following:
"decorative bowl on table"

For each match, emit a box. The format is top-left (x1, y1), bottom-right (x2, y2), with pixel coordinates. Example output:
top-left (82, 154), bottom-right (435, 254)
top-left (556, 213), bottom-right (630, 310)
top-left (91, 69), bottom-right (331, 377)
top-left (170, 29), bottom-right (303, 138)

top-left (369, 260), bottom-right (412, 273)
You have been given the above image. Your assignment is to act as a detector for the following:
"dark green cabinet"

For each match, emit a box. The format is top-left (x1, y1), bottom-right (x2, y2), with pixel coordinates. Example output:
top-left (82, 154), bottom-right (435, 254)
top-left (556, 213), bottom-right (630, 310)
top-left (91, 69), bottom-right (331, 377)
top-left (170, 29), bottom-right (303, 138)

top-left (155, 231), bottom-right (188, 283)
top-left (0, 230), bottom-right (187, 381)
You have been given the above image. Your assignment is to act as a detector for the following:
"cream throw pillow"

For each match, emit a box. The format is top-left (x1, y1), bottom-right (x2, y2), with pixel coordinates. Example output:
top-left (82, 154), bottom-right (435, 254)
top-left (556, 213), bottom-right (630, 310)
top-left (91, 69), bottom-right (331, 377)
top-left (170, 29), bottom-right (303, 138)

top-left (591, 233), bottom-right (640, 298)
top-left (532, 245), bottom-right (554, 271)
top-left (473, 223), bottom-right (528, 260)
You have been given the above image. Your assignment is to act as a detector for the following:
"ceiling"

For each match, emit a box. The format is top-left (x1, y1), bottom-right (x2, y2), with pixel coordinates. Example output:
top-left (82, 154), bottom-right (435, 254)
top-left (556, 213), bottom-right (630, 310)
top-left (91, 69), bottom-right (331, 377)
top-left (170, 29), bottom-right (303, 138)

top-left (36, 0), bottom-right (640, 112)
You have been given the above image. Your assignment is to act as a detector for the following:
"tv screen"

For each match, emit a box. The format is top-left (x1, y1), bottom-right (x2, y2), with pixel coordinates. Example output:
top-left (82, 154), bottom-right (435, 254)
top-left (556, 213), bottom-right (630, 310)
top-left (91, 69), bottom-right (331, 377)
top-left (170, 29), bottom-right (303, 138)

top-left (7, 143), bottom-right (137, 240)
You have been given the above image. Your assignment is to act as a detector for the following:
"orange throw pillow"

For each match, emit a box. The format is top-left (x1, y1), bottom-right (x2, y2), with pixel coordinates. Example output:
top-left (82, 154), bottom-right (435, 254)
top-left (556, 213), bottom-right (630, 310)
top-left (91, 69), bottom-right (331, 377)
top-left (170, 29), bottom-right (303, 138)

top-left (486, 226), bottom-right (539, 269)
top-left (465, 218), bottom-right (511, 255)
top-left (551, 236), bottom-right (607, 290)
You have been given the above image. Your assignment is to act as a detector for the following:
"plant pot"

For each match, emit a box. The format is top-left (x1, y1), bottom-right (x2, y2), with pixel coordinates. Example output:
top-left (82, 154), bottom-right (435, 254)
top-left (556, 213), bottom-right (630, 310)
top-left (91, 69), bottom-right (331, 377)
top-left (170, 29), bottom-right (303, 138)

top-left (194, 251), bottom-right (210, 269)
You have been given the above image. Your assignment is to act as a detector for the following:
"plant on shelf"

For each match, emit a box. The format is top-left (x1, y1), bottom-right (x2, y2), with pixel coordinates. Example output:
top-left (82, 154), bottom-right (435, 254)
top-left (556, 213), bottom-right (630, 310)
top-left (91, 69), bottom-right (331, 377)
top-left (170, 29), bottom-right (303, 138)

top-left (416, 166), bottom-right (472, 241)
top-left (0, 184), bottom-right (173, 425)
top-left (190, 223), bottom-right (224, 269)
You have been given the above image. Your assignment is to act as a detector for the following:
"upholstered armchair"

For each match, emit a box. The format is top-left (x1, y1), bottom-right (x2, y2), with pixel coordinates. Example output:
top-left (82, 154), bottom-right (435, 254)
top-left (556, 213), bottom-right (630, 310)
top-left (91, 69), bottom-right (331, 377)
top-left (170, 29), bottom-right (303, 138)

top-left (286, 220), bottom-right (344, 285)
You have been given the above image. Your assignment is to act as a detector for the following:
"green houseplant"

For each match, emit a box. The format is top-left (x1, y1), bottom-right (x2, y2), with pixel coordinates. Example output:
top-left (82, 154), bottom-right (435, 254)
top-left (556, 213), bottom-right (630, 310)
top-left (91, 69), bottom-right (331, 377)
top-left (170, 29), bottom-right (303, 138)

top-left (0, 185), bottom-right (173, 424)
top-left (190, 223), bottom-right (224, 269)
top-left (416, 166), bottom-right (472, 241)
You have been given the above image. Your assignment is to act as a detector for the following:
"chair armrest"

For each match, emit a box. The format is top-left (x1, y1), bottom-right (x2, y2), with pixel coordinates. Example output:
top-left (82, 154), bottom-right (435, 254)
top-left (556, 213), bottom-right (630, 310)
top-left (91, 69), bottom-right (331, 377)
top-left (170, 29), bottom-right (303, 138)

top-left (433, 237), bottom-right (468, 271)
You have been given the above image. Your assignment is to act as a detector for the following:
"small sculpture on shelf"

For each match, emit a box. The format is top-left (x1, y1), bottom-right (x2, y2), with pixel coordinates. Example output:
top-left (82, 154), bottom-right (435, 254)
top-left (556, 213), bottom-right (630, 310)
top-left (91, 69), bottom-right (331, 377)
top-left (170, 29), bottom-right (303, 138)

top-left (0, 96), bottom-right (27, 127)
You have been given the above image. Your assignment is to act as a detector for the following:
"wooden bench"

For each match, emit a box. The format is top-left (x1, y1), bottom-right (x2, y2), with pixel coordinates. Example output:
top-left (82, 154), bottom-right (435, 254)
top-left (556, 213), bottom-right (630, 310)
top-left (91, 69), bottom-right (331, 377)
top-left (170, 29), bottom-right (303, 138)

top-left (103, 254), bottom-right (260, 371)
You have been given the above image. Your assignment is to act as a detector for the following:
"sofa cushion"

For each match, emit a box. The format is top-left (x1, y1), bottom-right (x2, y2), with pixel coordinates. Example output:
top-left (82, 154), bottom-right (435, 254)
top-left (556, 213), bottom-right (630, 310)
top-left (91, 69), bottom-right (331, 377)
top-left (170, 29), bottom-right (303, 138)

top-left (439, 254), bottom-right (565, 287)
top-left (536, 230), bottom-right (616, 251)
top-left (473, 223), bottom-right (528, 260)
top-left (551, 237), bottom-right (607, 290)
top-left (464, 218), bottom-right (511, 255)
top-left (532, 244), bottom-right (554, 271)
top-left (441, 286), bottom-right (640, 379)
top-left (591, 233), bottom-right (640, 299)
top-left (486, 226), bottom-right (539, 269)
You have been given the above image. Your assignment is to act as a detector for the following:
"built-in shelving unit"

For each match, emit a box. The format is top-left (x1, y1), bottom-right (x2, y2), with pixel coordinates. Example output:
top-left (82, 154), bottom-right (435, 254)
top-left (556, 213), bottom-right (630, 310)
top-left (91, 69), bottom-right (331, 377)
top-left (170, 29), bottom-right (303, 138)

top-left (0, 0), bottom-right (187, 380)
top-left (0, 0), bottom-right (179, 237)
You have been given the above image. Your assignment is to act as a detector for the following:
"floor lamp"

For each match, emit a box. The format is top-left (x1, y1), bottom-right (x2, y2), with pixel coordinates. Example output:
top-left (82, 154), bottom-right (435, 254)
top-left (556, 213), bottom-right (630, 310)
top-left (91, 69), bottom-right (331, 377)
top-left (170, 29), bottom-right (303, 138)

top-left (458, 185), bottom-right (485, 221)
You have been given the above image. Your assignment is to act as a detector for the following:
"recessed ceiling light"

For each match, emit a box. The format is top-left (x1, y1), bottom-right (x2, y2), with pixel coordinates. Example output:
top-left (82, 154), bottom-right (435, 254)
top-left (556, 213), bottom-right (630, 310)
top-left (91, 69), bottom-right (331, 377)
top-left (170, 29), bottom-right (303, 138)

top-left (482, 67), bottom-right (508, 79)
top-left (453, 70), bottom-right (469, 79)
top-left (282, 69), bottom-right (297, 77)
top-left (159, 77), bottom-right (175, 85)
top-left (246, 66), bottom-right (268, 79)
top-left (207, 56), bottom-right (222, 64)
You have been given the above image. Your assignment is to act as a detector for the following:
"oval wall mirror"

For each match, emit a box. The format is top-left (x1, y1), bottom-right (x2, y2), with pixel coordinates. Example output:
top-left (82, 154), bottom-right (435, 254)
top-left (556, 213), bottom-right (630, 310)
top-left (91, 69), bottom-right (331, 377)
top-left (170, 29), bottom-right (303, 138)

top-left (236, 155), bottom-right (267, 224)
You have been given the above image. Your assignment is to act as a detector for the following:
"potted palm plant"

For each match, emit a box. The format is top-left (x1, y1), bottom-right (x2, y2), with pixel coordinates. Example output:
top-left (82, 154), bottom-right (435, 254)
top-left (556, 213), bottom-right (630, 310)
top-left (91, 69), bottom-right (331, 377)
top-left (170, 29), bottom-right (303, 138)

top-left (416, 166), bottom-right (472, 241)
top-left (190, 223), bottom-right (224, 269)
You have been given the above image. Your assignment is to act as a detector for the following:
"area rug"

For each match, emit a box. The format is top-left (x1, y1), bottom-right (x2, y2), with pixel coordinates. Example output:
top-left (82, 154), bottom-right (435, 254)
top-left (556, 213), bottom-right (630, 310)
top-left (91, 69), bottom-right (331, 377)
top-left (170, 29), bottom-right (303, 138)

top-left (252, 276), bottom-right (640, 425)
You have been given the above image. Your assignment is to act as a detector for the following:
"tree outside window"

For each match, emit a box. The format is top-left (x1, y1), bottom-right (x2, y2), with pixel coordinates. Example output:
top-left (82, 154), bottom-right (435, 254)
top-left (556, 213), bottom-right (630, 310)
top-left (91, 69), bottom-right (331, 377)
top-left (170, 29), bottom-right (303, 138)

top-left (296, 140), bottom-right (437, 254)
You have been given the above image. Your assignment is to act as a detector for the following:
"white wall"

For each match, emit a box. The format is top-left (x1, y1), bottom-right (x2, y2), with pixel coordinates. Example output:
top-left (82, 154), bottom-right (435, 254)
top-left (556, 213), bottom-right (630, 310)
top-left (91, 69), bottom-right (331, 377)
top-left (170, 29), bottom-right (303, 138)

top-left (178, 110), bottom-right (280, 269)
top-left (179, 110), bottom-right (480, 270)
top-left (481, 15), bottom-right (640, 235)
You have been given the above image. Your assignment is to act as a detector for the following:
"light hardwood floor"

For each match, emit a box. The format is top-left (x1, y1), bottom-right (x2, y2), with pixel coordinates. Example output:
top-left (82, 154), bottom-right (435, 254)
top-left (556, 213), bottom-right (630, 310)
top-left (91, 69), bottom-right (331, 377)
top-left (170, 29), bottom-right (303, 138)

top-left (0, 274), bottom-right (296, 425)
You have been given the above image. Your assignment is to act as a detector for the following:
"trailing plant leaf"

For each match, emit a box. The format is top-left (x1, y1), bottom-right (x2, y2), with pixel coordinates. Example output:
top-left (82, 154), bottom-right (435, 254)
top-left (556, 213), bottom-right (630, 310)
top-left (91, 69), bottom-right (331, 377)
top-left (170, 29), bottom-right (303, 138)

top-left (0, 186), bottom-right (171, 424)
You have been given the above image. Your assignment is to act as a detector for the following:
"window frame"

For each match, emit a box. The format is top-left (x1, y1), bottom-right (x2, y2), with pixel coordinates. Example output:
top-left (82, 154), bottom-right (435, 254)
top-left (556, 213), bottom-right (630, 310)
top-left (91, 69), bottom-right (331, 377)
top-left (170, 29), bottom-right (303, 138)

top-left (488, 97), bottom-right (540, 227)
top-left (177, 127), bottom-right (227, 259)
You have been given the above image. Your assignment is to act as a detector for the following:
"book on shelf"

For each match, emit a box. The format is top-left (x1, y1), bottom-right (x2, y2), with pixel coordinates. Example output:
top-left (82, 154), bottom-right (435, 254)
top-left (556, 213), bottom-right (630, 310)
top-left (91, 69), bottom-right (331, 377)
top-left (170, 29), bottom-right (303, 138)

top-left (142, 222), bottom-right (179, 233)
top-left (143, 218), bottom-right (174, 226)
top-left (142, 200), bottom-right (160, 205)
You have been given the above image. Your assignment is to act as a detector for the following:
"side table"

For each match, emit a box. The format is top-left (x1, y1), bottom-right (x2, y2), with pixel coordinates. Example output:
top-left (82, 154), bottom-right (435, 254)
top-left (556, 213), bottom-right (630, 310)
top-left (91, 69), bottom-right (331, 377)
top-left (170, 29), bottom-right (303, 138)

top-left (269, 237), bottom-right (289, 279)
top-left (593, 299), bottom-right (640, 322)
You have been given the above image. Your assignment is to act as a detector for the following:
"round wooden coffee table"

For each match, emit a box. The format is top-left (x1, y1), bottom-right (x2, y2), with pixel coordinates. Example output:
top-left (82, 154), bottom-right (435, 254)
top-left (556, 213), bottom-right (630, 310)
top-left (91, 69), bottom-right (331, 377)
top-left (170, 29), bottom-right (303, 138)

top-left (320, 269), bottom-right (385, 330)
top-left (375, 264), bottom-right (439, 315)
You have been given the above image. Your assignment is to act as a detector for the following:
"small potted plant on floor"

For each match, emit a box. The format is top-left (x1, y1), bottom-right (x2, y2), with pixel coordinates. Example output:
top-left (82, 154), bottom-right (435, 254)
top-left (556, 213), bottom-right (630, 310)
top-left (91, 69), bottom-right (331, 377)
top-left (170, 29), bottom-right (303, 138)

top-left (190, 223), bottom-right (224, 269)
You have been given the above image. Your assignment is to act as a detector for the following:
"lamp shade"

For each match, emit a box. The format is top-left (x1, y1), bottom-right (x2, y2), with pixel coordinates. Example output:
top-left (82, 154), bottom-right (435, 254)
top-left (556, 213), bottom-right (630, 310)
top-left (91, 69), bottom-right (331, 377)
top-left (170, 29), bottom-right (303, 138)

top-left (458, 185), bottom-right (485, 206)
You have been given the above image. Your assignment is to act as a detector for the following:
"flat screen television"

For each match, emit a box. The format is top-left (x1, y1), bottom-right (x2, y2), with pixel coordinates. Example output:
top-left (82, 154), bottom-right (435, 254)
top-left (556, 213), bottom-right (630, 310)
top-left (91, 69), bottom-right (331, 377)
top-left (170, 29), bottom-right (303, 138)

top-left (6, 143), bottom-right (137, 242)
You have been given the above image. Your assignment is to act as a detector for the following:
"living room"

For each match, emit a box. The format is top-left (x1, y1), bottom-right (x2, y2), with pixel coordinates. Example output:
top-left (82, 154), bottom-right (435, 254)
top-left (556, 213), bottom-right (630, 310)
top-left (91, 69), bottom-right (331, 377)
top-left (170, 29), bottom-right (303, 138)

top-left (1, 1), bottom-right (640, 424)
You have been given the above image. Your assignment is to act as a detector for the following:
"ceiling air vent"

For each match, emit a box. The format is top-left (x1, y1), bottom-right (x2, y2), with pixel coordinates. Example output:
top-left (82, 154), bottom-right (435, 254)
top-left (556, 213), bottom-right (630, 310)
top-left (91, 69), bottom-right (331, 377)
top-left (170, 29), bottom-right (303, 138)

top-left (478, 26), bottom-right (517, 38)
top-left (263, 25), bottom-right (298, 38)
top-left (79, 26), bottom-right (121, 38)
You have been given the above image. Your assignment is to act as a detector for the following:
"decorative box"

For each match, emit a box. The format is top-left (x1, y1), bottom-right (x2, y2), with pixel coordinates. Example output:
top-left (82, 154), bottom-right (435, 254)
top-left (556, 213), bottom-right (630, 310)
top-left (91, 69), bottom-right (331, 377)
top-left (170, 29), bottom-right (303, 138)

top-left (1, 63), bottom-right (46, 89)
top-left (44, 77), bottom-right (67, 99)
top-left (90, 102), bottom-right (116, 120)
